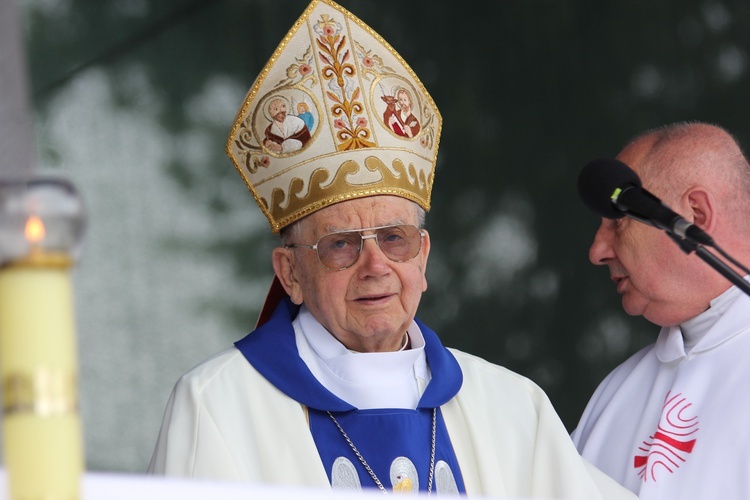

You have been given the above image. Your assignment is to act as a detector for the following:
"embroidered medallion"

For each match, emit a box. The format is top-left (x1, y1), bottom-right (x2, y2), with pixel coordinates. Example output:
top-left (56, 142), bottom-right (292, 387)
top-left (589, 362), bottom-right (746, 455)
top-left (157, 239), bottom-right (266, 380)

top-left (321, 407), bottom-right (463, 495)
top-left (331, 455), bottom-right (460, 495)
top-left (331, 456), bottom-right (362, 490)
top-left (390, 457), bottom-right (418, 492)
top-left (434, 460), bottom-right (459, 494)
top-left (634, 391), bottom-right (699, 482)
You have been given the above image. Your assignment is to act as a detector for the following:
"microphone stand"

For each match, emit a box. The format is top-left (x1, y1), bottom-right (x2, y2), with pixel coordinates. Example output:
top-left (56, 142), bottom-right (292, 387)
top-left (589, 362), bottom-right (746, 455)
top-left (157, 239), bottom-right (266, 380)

top-left (667, 233), bottom-right (750, 298)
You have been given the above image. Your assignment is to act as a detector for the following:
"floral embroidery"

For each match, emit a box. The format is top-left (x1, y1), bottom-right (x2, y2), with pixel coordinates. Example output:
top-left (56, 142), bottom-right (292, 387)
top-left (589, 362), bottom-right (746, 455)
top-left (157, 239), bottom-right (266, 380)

top-left (314, 14), bottom-right (375, 150)
top-left (277, 46), bottom-right (317, 88)
top-left (247, 154), bottom-right (271, 173)
top-left (354, 40), bottom-right (397, 79)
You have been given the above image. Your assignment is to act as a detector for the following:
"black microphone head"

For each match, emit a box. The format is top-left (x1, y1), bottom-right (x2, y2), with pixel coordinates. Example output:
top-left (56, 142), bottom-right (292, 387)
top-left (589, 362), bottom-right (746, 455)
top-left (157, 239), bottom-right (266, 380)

top-left (577, 158), bottom-right (642, 219)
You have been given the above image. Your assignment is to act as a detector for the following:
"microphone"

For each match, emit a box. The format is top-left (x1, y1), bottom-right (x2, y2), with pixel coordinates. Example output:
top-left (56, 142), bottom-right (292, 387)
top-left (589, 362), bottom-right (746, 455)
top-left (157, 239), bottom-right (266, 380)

top-left (577, 158), bottom-right (714, 246)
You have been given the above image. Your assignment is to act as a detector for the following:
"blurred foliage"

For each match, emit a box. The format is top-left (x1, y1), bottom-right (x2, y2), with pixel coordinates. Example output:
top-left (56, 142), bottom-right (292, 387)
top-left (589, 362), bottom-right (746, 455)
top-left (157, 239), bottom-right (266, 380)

top-left (25, 0), bottom-right (750, 429)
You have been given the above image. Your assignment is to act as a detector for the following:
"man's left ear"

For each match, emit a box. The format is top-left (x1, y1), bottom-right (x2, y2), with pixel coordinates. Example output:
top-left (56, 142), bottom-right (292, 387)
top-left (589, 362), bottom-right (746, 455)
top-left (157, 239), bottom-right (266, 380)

top-left (272, 247), bottom-right (305, 305)
top-left (684, 188), bottom-right (716, 233)
top-left (420, 229), bottom-right (430, 292)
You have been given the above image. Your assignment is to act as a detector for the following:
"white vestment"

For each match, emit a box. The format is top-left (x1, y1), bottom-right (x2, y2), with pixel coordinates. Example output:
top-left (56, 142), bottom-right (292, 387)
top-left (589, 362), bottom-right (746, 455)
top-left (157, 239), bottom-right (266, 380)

top-left (149, 301), bottom-right (633, 499)
top-left (572, 282), bottom-right (750, 499)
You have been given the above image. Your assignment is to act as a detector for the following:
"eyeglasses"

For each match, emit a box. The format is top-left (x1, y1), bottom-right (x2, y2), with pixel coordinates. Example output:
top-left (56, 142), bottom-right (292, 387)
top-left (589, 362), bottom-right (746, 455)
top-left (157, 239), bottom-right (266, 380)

top-left (285, 224), bottom-right (426, 271)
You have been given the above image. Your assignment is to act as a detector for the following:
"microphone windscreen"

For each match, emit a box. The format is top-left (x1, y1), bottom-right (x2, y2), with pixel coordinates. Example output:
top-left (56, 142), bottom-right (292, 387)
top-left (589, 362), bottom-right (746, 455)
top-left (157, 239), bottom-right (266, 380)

top-left (577, 158), bottom-right (641, 219)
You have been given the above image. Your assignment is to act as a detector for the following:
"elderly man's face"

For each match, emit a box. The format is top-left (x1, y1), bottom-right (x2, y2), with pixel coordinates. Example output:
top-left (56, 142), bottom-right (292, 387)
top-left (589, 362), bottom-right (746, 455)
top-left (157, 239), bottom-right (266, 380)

top-left (588, 139), bottom-right (698, 326)
top-left (276, 196), bottom-right (430, 352)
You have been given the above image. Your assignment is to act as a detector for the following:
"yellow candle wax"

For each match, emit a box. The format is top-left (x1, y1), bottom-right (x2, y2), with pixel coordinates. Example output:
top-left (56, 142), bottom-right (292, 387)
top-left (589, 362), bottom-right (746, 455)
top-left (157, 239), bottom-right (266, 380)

top-left (0, 261), bottom-right (83, 500)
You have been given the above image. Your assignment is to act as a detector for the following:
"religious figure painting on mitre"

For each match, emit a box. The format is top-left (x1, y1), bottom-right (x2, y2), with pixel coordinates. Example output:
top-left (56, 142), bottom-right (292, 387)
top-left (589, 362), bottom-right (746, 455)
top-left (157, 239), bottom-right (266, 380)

top-left (255, 90), bottom-right (320, 156)
top-left (377, 79), bottom-right (422, 139)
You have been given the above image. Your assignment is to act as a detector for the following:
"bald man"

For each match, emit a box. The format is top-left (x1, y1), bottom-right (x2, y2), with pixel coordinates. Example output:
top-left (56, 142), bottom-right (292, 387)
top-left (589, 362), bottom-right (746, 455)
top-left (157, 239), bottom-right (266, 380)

top-left (571, 122), bottom-right (750, 499)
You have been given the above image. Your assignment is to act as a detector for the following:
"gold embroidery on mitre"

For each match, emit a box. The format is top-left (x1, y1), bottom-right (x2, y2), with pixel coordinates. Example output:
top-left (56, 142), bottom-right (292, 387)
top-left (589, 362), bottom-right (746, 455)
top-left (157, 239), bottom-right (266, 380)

top-left (313, 13), bottom-right (375, 151)
top-left (268, 156), bottom-right (432, 230)
top-left (277, 45), bottom-right (318, 88)
top-left (225, 0), bottom-right (442, 233)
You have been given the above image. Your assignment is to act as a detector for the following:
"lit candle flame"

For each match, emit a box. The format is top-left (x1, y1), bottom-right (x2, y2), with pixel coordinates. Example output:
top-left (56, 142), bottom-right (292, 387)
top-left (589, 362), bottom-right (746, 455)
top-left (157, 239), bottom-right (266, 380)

top-left (25, 215), bottom-right (46, 244)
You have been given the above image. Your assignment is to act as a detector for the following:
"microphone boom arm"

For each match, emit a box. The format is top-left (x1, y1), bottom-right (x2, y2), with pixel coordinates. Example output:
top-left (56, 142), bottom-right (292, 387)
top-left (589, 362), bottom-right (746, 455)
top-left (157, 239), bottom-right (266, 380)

top-left (667, 233), bottom-right (750, 298)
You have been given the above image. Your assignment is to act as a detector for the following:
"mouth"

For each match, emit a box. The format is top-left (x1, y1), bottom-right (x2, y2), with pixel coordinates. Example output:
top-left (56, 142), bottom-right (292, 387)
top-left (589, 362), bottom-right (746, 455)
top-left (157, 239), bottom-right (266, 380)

top-left (354, 293), bottom-right (394, 304)
top-left (612, 275), bottom-right (628, 293)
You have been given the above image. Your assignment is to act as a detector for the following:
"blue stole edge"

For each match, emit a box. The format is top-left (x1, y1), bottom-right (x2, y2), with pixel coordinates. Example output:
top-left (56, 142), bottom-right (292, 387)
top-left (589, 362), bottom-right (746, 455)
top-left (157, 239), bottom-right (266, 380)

top-left (234, 297), bottom-right (463, 411)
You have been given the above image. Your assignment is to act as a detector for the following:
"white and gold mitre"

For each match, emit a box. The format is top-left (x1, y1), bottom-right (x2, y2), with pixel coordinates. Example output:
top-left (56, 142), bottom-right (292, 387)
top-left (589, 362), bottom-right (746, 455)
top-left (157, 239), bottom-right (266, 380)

top-left (226, 0), bottom-right (442, 233)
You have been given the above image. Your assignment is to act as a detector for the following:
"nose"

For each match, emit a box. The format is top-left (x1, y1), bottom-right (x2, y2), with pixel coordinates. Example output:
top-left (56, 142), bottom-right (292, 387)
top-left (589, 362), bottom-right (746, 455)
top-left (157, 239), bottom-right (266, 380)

top-left (357, 234), bottom-right (391, 273)
top-left (589, 219), bottom-right (616, 266)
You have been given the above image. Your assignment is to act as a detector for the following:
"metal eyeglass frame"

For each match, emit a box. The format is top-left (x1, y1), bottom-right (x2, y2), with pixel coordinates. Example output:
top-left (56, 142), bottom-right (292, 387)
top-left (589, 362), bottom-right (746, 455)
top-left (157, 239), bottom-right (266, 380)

top-left (284, 223), bottom-right (426, 271)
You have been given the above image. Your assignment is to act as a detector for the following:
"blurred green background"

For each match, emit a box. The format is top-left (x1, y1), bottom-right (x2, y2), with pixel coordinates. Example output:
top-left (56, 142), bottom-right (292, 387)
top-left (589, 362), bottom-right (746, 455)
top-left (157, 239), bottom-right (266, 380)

top-left (21, 0), bottom-right (750, 472)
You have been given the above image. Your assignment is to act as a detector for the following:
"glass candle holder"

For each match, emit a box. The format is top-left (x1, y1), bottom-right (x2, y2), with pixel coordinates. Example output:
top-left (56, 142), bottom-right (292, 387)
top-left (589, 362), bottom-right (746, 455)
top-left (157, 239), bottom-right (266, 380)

top-left (0, 177), bottom-right (86, 500)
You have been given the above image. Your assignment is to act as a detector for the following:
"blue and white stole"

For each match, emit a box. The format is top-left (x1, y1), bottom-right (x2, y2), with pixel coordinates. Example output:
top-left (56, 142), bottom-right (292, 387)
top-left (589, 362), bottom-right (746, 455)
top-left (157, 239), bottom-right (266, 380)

top-left (235, 298), bottom-right (466, 494)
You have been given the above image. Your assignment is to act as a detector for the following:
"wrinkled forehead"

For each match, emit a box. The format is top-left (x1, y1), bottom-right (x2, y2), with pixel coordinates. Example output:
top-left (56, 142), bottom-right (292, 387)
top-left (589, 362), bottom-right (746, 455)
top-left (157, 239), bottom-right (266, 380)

top-left (300, 196), bottom-right (420, 234)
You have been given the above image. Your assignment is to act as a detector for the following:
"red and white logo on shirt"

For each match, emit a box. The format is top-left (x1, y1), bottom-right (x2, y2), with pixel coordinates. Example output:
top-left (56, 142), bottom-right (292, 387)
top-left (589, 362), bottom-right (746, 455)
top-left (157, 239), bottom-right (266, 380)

top-left (634, 391), bottom-right (699, 482)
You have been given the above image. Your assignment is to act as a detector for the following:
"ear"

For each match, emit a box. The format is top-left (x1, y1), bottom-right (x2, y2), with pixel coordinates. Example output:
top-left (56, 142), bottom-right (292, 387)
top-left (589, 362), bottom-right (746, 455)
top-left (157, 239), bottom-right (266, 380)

top-left (684, 187), bottom-right (716, 233)
top-left (272, 247), bottom-right (305, 305)
top-left (419, 229), bottom-right (431, 292)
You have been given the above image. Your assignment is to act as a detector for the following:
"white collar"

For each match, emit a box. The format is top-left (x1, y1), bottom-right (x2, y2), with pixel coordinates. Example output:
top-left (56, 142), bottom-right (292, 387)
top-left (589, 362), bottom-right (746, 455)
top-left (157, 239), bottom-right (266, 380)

top-left (293, 305), bottom-right (431, 409)
top-left (680, 283), bottom-right (739, 350)
top-left (656, 277), bottom-right (750, 361)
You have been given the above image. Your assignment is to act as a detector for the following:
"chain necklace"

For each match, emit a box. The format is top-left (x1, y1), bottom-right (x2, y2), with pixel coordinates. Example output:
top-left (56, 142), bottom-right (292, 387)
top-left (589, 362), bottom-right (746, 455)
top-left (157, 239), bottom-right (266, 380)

top-left (347, 332), bottom-right (410, 354)
top-left (327, 407), bottom-right (437, 495)
top-left (397, 332), bottom-right (410, 351)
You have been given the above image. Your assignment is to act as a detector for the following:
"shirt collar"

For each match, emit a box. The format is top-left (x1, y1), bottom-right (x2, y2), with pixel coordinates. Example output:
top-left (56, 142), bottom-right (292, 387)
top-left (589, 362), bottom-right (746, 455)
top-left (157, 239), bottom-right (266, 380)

top-left (295, 305), bottom-right (430, 409)
top-left (234, 298), bottom-right (462, 411)
top-left (656, 277), bottom-right (750, 362)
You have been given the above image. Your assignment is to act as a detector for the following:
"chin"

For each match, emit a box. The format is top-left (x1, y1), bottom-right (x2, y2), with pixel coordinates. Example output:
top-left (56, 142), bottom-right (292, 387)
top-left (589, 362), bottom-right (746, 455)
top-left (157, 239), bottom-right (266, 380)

top-left (360, 316), bottom-right (407, 338)
top-left (621, 296), bottom-right (648, 318)
top-left (631, 304), bottom-right (680, 328)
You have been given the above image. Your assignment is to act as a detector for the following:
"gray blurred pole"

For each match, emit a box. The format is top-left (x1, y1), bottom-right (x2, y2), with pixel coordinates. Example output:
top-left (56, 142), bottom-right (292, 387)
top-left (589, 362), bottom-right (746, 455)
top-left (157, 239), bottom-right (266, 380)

top-left (0, 0), bottom-right (36, 177)
top-left (0, 0), bottom-right (34, 465)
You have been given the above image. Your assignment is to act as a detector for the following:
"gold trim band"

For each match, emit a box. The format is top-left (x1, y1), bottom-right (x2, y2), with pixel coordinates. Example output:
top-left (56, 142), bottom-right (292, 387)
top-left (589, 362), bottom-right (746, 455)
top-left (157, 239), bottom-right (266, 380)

top-left (3, 369), bottom-right (78, 416)
top-left (1, 251), bottom-right (73, 270)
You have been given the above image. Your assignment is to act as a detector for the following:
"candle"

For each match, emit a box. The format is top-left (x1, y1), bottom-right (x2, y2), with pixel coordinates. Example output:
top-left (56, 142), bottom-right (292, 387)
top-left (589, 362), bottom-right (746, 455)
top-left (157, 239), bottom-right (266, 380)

top-left (0, 179), bottom-right (86, 500)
